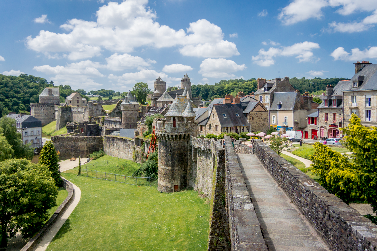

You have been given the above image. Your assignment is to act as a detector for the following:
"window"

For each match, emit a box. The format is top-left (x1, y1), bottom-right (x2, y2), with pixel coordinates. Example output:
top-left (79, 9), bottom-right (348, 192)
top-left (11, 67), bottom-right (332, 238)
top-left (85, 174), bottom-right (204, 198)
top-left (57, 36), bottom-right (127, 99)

top-left (351, 96), bottom-right (357, 106)
top-left (277, 102), bottom-right (282, 109)
top-left (333, 113), bottom-right (336, 122)
top-left (265, 95), bottom-right (269, 103)
top-left (212, 113), bottom-right (214, 118)
top-left (272, 115), bottom-right (276, 124)
top-left (208, 124), bottom-right (211, 130)
top-left (173, 117), bottom-right (176, 127)
top-left (24, 131), bottom-right (28, 136)
top-left (31, 131), bottom-right (34, 136)
top-left (200, 125), bottom-right (203, 131)
top-left (235, 113), bottom-right (239, 117)
top-left (215, 125), bottom-right (218, 131)
top-left (325, 113), bottom-right (328, 122)
top-left (259, 96), bottom-right (263, 102)
top-left (366, 110), bottom-right (371, 121)
top-left (36, 130), bottom-right (39, 135)
top-left (351, 109), bottom-right (358, 116)
top-left (284, 116), bottom-right (288, 125)
top-left (365, 95), bottom-right (372, 107)
top-left (332, 100), bottom-right (336, 107)
top-left (222, 114), bottom-right (227, 118)
top-left (353, 82), bottom-right (358, 88)
top-left (324, 100), bottom-right (328, 106)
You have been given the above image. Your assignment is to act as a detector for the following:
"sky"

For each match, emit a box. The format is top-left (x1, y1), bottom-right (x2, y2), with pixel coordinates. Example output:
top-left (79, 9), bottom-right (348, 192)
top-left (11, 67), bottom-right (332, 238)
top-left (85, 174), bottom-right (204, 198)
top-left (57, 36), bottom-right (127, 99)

top-left (0, 0), bottom-right (377, 92)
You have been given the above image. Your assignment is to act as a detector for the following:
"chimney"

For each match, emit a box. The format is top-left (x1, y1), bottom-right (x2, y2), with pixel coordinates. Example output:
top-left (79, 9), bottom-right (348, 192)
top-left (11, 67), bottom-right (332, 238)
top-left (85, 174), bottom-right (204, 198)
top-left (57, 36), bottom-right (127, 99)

top-left (354, 61), bottom-right (372, 74)
top-left (233, 96), bottom-right (240, 104)
top-left (224, 94), bottom-right (233, 104)
top-left (257, 78), bottom-right (266, 90)
top-left (326, 85), bottom-right (333, 96)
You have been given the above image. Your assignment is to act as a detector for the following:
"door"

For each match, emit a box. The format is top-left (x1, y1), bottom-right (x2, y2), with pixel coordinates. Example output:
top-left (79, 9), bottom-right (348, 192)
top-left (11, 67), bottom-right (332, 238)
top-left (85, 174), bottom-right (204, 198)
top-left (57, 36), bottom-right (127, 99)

top-left (304, 131), bottom-right (308, 139)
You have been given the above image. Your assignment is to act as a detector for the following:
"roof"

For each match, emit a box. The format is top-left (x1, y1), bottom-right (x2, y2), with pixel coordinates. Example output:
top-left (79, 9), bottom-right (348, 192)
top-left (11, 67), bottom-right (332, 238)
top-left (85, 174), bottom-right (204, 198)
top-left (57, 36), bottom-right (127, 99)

top-left (165, 95), bottom-right (189, 117)
top-left (168, 89), bottom-right (184, 99)
top-left (7, 114), bottom-right (42, 128)
top-left (182, 101), bottom-right (196, 117)
top-left (269, 92), bottom-right (297, 111)
top-left (343, 64), bottom-right (377, 92)
top-left (195, 107), bottom-right (208, 120)
top-left (240, 95), bottom-right (257, 103)
top-left (243, 101), bottom-right (259, 114)
top-left (212, 104), bottom-right (249, 128)
top-left (307, 111), bottom-right (318, 117)
top-left (332, 80), bottom-right (351, 96)
top-left (66, 92), bottom-right (78, 100)
top-left (208, 98), bottom-right (224, 111)
top-left (119, 129), bottom-right (135, 138)
top-left (198, 117), bottom-right (209, 126)
top-left (39, 87), bottom-right (59, 97)
top-left (157, 90), bottom-right (174, 102)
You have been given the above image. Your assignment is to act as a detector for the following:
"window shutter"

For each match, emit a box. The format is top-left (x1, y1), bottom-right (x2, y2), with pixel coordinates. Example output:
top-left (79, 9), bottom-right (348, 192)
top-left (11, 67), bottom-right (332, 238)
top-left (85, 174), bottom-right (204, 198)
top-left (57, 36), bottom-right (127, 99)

top-left (308, 117), bottom-right (310, 124)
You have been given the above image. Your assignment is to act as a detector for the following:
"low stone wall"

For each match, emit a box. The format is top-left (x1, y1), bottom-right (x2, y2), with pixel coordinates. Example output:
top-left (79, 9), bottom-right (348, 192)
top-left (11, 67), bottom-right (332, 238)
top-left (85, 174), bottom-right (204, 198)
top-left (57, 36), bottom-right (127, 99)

top-left (224, 137), bottom-right (267, 250)
top-left (21, 178), bottom-right (74, 251)
top-left (252, 139), bottom-right (377, 251)
top-left (52, 136), bottom-right (103, 160)
top-left (103, 136), bottom-right (135, 160)
top-left (233, 142), bottom-right (253, 154)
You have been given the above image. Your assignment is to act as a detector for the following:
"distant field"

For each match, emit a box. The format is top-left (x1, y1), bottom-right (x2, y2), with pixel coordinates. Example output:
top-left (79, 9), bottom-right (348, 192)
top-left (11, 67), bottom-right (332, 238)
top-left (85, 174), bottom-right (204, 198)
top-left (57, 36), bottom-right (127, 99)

top-left (47, 157), bottom-right (210, 251)
top-left (102, 104), bottom-right (117, 113)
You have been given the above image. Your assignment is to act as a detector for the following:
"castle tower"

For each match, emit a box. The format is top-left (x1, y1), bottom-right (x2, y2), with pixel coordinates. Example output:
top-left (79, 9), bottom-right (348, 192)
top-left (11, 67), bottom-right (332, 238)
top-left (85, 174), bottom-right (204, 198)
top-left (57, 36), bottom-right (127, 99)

top-left (154, 77), bottom-right (166, 95)
top-left (121, 93), bottom-right (140, 129)
top-left (156, 93), bottom-right (196, 193)
top-left (180, 74), bottom-right (192, 99)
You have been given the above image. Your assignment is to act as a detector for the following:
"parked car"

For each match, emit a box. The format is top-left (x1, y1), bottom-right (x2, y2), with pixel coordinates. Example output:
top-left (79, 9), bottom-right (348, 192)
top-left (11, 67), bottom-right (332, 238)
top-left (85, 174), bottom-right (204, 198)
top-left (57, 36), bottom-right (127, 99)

top-left (286, 131), bottom-right (302, 142)
top-left (320, 138), bottom-right (341, 145)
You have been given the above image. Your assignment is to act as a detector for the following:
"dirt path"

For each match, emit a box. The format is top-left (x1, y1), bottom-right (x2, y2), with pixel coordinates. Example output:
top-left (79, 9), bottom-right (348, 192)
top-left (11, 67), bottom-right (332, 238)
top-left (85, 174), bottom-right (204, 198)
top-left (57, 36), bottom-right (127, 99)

top-left (281, 150), bottom-right (312, 167)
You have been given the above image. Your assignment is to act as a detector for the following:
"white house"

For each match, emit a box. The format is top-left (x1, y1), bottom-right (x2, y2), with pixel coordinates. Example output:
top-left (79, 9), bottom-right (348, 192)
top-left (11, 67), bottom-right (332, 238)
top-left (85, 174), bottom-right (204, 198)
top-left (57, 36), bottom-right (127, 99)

top-left (7, 114), bottom-right (43, 148)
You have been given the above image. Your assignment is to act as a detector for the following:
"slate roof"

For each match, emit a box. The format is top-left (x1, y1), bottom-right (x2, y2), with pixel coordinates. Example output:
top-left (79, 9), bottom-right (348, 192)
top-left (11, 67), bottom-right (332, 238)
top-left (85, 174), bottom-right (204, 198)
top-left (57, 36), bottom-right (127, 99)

top-left (182, 101), bottom-right (196, 117)
top-left (195, 107), bottom-right (208, 120)
top-left (7, 114), bottom-right (42, 128)
top-left (168, 89), bottom-right (185, 99)
top-left (243, 101), bottom-right (259, 114)
top-left (240, 95), bottom-right (257, 103)
top-left (208, 98), bottom-right (224, 111)
top-left (307, 111), bottom-right (318, 117)
top-left (198, 117), bottom-right (209, 126)
top-left (119, 129), bottom-right (135, 138)
top-left (39, 87), bottom-right (59, 97)
top-left (343, 64), bottom-right (377, 92)
top-left (212, 104), bottom-right (249, 128)
top-left (269, 92), bottom-right (297, 111)
top-left (157, 90), bottom-right (174, 102)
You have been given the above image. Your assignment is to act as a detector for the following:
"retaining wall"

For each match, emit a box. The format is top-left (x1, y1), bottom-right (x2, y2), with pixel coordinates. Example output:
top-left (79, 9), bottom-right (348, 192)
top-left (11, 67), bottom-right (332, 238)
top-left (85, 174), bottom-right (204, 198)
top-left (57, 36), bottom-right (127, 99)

top-left (52, 136), bottom-right (103, 160)
top-left (252, 139), bottom-right (377, 251)
top-left (103, 136), bottom-right (136, 160)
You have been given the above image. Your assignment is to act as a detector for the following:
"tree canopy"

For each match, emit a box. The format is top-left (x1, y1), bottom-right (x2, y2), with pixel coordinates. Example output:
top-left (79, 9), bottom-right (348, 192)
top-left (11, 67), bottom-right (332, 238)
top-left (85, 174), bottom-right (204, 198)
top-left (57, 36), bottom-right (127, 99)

top-left (0, 159), bottom-right (58, 248)
top-left (39, 141), bottom-right (62, 187)
top-left (131, 82), bottom-right (150, 104)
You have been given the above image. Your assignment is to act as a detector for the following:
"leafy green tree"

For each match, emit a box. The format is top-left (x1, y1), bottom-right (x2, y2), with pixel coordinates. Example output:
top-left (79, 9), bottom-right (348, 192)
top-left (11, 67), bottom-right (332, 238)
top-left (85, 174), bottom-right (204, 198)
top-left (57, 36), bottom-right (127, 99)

top-left (144, 114), bottom-right (164, 135)
top-left (266, 126), bottom-right (277, 135)
top-left (0, 116), bottom-right (33, 159)
top-left (0, 132), bottom-right (13, 161)
top-left (133, 151), bottom-right (158, 180)
top-left (0, 159), bottom-right (58, 248)
top-left (131, 82), bottom-right (150, 104)
top-left (312, 97), bottom-right (322, 104)
top-left (269, 135), bottom-right (289, 155)
top-left (39, 141), bottom-right (62, 187)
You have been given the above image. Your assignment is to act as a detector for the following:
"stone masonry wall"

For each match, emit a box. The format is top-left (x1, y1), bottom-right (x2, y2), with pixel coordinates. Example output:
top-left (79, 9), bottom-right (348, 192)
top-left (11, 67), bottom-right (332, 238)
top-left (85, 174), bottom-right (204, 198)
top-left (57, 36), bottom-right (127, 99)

top-left (56, 106), bottom-right (73, 130)
top-left (52, 136), bottom-right (103, 160)
top-left (252, 139), bottom-right (377, 251)
top-left (247, 110), bottom-right (268, 133)
top-left (103, 136), bottom-right (135, 160)
top-left (30, 103), bottom-right (56, 126)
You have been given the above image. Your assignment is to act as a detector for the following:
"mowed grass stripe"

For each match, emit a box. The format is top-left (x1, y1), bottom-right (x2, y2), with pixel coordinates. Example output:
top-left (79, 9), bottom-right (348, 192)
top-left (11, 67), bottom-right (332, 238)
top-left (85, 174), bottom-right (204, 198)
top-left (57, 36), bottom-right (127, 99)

top-left (47, 173), bottom-right (210, 251)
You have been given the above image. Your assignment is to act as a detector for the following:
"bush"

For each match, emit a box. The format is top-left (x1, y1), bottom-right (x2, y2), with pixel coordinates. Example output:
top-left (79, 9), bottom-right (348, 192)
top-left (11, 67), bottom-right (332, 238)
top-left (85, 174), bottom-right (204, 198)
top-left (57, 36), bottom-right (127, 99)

top-left (226, 132), bottom-right (239, 140)
top-left (239, 132), bottom-right (249, 139)
top-left (205, 134), bottom-right (218, 139)
top-left (217, 133), bottom-right (225, 139)
top-left (266, 126), bottom-right (277, 135)
top-left (133, 151), bottom-right (158, 180)
top-left (90, 150), bottom-right (105, 160)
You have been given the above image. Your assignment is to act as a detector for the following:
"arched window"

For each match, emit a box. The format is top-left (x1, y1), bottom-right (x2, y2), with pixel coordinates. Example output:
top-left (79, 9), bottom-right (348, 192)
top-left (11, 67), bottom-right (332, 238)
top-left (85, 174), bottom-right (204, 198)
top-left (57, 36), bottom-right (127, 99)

top-left (173, 117), bottom-right (176, 127)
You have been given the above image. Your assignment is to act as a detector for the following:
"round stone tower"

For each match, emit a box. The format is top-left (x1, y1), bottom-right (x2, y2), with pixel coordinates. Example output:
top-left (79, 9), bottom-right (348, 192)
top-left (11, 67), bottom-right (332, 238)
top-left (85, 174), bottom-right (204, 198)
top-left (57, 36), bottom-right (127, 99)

top-left (180, 74), bottom-right (192, 99)
top-left (154, 77), bottom-right (166, 95)
top-left (156, 93), bottom-right (196, 193)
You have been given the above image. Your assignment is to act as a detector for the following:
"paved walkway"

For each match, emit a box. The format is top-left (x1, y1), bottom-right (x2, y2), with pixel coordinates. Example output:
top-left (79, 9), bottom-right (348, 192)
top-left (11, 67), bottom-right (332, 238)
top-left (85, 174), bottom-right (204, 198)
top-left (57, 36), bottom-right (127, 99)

top-left (238, 153), bottom-right (329, 251)
top-left (281, 151), bottom-right (312, 167)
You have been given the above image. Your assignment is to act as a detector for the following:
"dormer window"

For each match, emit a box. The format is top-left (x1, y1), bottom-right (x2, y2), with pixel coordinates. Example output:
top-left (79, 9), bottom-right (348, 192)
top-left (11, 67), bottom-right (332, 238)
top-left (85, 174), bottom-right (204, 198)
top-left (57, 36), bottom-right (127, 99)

top-left (358, 76), bottom-right (364, 86)
top-left (236, 113), bottom-right (239, 117)
top-left (324, 100), bottom-right (328, 107)
top-left (223, 114), bottom-right (227, 118)
top-left (277, 102), bottom-right (282, 109)
top-left (353, 82), bottom-right (358, 88)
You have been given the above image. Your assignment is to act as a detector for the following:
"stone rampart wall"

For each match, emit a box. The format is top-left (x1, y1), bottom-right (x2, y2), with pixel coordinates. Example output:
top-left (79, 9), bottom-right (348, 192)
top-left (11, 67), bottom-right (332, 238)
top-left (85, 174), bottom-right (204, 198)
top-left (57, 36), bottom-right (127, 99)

top-left (224, 137), bottom-right (267, 250)
top-left (103, 136), bottom-right (135, 160)
top-left (52, 136), bottom-right (103, 160)
top-left (252, 139), bottom-right (377, 251)
top-left (30, 103), bottom-right (56, 126)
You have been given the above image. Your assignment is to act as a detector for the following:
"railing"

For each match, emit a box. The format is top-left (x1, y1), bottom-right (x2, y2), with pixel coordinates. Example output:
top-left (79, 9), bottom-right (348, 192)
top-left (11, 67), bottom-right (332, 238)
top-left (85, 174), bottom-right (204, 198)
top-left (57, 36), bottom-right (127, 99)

top-left (81, 167), bottom-right (153, 186)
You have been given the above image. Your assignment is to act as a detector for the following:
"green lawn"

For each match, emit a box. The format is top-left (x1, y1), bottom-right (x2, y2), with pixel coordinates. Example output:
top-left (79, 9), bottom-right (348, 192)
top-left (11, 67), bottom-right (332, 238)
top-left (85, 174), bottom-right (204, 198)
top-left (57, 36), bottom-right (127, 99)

top-left (83, 155), bottom-right (141, 176)
top-left (46, 187), bottom-right (69, 219)
top-left (42, 121), bottom-right (67, 136)
top-left (291, 144), bottom-right (349, 160)
top-left (47, 156), bottom-right (210, 251)
top-left (102, 104), bottom-right (117, 113)
top-left (280, 153), bottom-right (305, 169)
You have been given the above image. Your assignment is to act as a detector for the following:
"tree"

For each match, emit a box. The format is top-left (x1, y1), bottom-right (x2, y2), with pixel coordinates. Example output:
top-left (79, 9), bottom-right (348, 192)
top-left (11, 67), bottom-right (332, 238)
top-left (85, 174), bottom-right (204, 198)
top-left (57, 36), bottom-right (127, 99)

top-left (0, 159), bottom-right (58, 248)
top-left (131, 82), bottom-right (150, 104)
top-left (0, 116), bottom-right (33, 159)
top-left (313, 97), bottom-right (322, 104)
top-left (269, 135), bottom-right (289, 155)
top-left (0, 132), bottom-right (13, 161)
top-left (39, 141), bottom-right (62, 187)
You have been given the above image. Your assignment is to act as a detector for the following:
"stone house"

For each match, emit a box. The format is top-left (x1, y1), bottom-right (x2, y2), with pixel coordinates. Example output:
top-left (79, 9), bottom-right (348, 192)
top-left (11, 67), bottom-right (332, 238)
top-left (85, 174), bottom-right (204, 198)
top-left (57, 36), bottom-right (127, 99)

top-left (342, 62), bottom-right (377, 127)
top-left (304, 111), bottom-right (319, 139)
top-left (269, 92), bottom-right (317, 133)
top-left (7, 114), bottom-right (42, 148)
top-left (254, 77), bottom-right (295, 110)
top-left (66, 92), bottom-right (87, 107)
top-left (30, 87), bottom-right (60, 126)
top-left (201, 104), bottom-right (249, 135)
top-left (243, 101), bottom-right (269, 133)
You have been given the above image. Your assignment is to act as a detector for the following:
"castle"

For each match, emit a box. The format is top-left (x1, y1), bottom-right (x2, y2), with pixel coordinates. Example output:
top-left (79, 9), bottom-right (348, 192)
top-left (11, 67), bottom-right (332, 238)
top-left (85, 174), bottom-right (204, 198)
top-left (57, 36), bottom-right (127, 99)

top-left (30, 87), bottom-right (60, 126)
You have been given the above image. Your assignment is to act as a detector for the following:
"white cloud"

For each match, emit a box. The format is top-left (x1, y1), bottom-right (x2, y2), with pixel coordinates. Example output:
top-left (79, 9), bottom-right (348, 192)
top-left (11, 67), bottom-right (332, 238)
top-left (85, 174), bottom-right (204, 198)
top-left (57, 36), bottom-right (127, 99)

top-left (258, 10), bottom-right (268, 17)
top-left (0, 56), bottom-right (4, 61)
top-left (106, 53), bottom-right (156, 71)
top-left (162, 64), bottom-right (193, 73)
top-left (279, 0), bottom-right (376, 26)
top-left (229, 33), bottom-right (238, 38)
top-left (2, 70), bottom-right (24, 76)
top-left (328, 10), bottom-right (377, 33)
top-left (262, 41), bottom-right (267, 45)
top-left (307, 70), bottom-right (327, 77)
top-left (26, 2), bottom-right (238, 60)
top-left (34, 14), bottom-right (50, 24)
top-left (331, 46), bottom-right (377, 61)
top-left (199, 58), bottom-right (246, 78)
top-left (278, 0), bottom-right (328, 25)
top-left (252, 41), bottom-right (320, 66)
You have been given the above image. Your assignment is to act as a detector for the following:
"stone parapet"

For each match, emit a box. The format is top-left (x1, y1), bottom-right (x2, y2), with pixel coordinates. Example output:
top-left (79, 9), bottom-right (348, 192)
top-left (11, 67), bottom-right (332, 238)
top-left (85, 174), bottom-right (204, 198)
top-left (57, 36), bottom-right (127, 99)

top-left (252, 139), bottom-right (377, 251)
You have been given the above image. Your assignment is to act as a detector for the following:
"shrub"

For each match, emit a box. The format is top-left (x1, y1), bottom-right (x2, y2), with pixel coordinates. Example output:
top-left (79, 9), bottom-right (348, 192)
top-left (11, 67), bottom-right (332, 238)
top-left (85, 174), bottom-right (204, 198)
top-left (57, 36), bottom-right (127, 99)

top-left (217, 133), bottom-right (225, 139)
top-left (205, 133), bottom-right (218, 139)
top-left (90, 150), bottom-right (105, 160)
top-left (133, 151), bottom-right (158, 180)
top-left (239, 132), bottom-right (249, 139)
top-left (226, 132), bottom-right (239, 140)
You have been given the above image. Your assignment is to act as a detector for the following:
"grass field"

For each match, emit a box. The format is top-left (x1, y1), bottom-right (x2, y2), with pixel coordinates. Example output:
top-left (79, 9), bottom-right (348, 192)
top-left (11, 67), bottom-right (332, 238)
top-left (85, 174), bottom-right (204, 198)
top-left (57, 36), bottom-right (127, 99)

top-left (102, 104), bottom-right (117, 113)
top-left (42, 121), bottom-right (67, 136)
top-left (280, 153), bottom-right (306, 169)
top-left (291, 144), bottom-right (349, 160)
top-left (47, 187), bottom-right (69, 219)
top-left (47, 155), bottom-right (210, 250)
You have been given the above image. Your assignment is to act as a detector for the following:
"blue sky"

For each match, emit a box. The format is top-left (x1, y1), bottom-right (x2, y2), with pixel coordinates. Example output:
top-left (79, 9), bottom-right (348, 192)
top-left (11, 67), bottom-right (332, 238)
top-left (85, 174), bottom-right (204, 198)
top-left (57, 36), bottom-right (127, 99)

top-left (0, 0), bottom-right (377, 92)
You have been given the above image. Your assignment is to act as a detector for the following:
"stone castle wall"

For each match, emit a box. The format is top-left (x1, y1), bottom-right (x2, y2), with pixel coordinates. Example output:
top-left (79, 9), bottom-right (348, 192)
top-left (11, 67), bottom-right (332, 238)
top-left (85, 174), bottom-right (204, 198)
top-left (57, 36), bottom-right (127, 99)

top-left (30, 103), bottom-right (56, 126)
top-left (252, 139), bottom-right (377, 251)
top-left (56, 106), bottom-right (73, 130)
top-left (103, 136), bottom-right (135, 160)
top-left (52, 136), bottom-right (103, 160)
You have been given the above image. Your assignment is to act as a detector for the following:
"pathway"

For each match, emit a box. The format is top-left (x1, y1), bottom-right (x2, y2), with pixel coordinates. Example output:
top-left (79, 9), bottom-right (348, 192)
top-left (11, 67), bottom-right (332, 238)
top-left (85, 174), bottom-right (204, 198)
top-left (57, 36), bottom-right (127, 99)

top-left (34, 159), bottom-right (84, 251)
top-left (281, 150), bottom-right (312, 167)
top-left (238, 153), bottom-right (329, 251)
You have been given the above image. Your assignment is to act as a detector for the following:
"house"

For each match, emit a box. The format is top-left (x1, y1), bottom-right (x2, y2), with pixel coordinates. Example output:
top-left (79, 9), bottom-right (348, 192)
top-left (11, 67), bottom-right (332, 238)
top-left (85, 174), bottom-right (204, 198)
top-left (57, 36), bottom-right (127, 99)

top-left (304, 111), bottom-right (319, 139)
top-left (269, 92), bottom-right (317, 134)
top-left (342, 61), bottom-right (377, 127)
top-left (254, 77), bottom-right (295, 109)
top-left (202, 104), bottom-right (250, 135)
top-left (7, 114), bottom-right (42, 148)
top-left (66, 92), bottom-right (87, 107)
top-left (243, 101), bottom-right (268, 132)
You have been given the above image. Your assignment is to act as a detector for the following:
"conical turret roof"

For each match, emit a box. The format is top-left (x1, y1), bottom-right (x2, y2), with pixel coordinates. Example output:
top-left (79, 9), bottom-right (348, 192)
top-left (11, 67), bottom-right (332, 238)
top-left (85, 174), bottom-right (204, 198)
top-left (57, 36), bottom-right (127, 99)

top-left (157, 90), bottom-right (174, 102)
top-left (165, 97), bottom-right (182, 117)
top-left (182, 100), bottom-right (195, 117)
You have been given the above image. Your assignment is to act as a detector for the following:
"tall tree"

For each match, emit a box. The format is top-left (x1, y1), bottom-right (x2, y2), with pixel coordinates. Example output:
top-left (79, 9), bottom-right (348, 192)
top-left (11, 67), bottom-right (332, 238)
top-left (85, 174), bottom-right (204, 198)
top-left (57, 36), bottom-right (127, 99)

top-left (131, 82), bottom-right (150, 104)
top-left (39, 141), bottom-right (62, 187)
top-left (0, 132), bottom-right (13, 161)
top-left (0, 159), bottom-right (57, 248)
